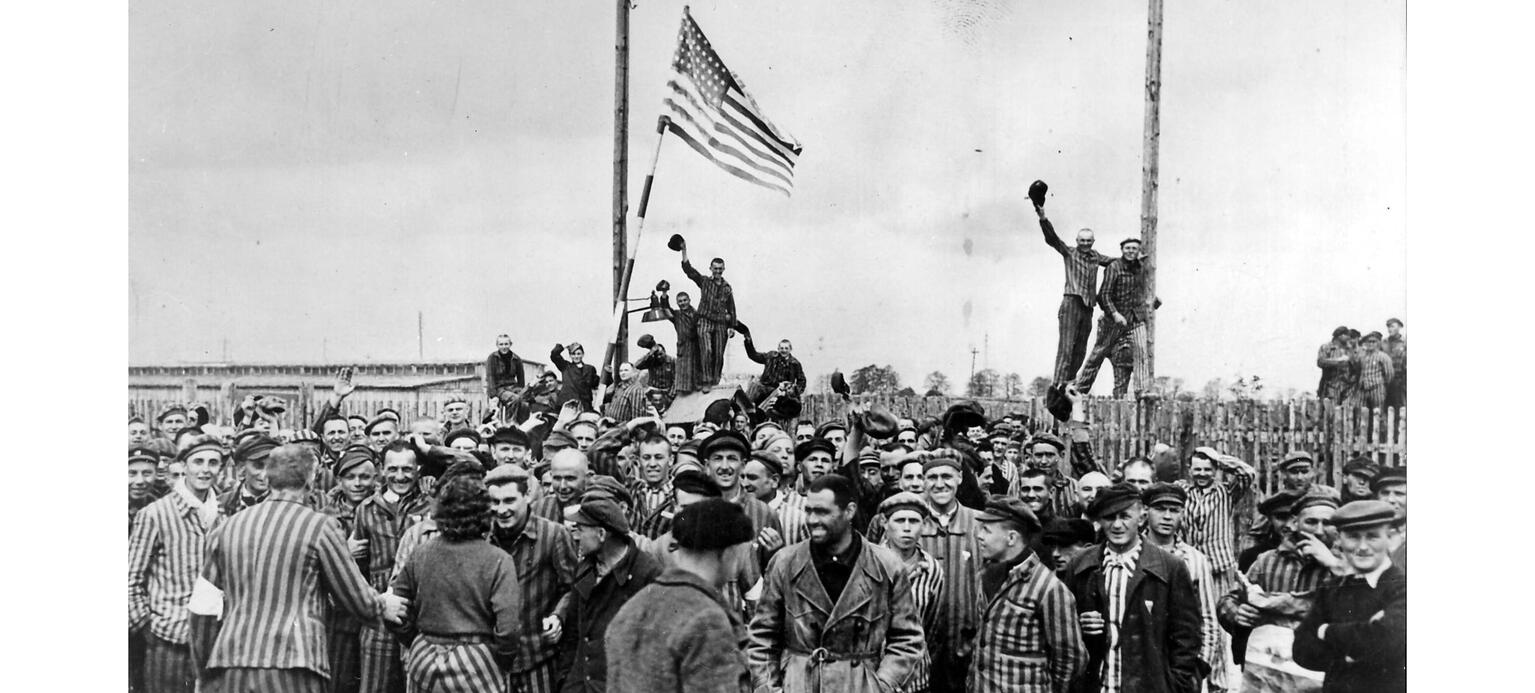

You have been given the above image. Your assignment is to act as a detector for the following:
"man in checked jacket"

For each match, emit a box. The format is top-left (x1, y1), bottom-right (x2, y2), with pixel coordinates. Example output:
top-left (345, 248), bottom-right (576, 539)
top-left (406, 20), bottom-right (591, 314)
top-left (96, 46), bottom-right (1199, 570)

top-left (968, 497), bottom-right (1087, 693)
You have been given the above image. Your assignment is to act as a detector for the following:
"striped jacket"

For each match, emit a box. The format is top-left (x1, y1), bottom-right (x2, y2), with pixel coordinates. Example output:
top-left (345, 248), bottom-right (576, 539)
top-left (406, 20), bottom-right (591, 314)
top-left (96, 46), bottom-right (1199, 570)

top-left (967, 551), bottom-right (1087, 693)
top-left (199, 498), bottom-right (386, 675)
top-left (1162, 540), bottom-right (1228, 691)
top-left (1177, 463), bottom-right (1255, 575)
top-left (890, 546), bottom-right (945, 693)
top-left (352, 489), bottom-right (432, 591)
top-left (627, 478), bottom-right (672, 535)
top-left (128, 489), bottom-right (224, 644)
top-left (918, 504), bottom-right (985, 660)
top-left (766, 490), bottom-right (810, 545)
top-left (489, 516), bottom-right (579, 674)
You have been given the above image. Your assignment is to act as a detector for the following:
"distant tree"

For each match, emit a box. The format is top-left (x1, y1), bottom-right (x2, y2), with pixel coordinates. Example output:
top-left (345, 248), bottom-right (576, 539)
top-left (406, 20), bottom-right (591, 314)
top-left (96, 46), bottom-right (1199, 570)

top-left (924, 371), bottom-right (952, 396)
top-left (896, 386), bottom-right (916, 397)
top-left (1002, 373), bottom-right (1025, 400)
top-left (1201, 378), bottom-right (1225, 401)
top-left (967, 368), bottom-right (1000, 398)
top-left (1228, 374), bottom-right (1265, 401)
top-left (1027, 376), bottom-right (1052, 398)
top-left (850, 364), bottom-right (902, 394)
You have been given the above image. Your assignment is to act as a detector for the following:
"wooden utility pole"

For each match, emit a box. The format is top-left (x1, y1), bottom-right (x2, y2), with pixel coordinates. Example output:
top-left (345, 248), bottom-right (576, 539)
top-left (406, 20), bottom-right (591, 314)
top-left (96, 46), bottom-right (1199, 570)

top-left (1141, 0), bottom-right (1164, 384)
top-left (417, 310), bottom-right (424, 360)
top-left (612, 0), bottom-right (631, 370)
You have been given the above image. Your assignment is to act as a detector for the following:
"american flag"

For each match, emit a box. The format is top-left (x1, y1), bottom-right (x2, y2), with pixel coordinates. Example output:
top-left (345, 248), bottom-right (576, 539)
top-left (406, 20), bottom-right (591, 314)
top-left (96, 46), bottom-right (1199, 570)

top-left (663, 11), bottom-right (803, 196)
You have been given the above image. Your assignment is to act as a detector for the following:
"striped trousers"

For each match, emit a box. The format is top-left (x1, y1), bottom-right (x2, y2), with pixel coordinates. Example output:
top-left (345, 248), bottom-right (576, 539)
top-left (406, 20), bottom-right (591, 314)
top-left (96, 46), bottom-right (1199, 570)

top-left (130, 629), bottom-right (147, 692)
top-left (695, 316), bottom-right (730, 387)
top-left (404, 638), bottom-right (506, 693)
top-left (507, 659), bottom-right (559, 693)
top-left (1076, 317), bottom-right (1148, 396)
top-left (330, 624), bottom-right (363, 693)
top-left (1053, 296), bottom-right (1095, 383)
top-left (204, 667), bottom-right (327, 693)
top-left (359, 625), bottom-right (406, 693)
top-left (143, 633), bottom-right (196, 693)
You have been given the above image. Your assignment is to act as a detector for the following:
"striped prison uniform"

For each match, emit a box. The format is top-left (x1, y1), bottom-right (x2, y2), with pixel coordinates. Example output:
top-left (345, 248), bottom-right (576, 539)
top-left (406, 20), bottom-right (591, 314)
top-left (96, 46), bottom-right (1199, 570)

top-left (1076, 257), bottom-right (1153, 395)
top-left (919, 504), bottom-right (985, 692)
top-left (353, 490), bottom-right (433, 693)
top-left (1164, 540), bottom-right (1231, 693)
top-left (1108, 329), bottom-right (1135, 398)
top-left (766, 490), bottom-right (810, 545)
top-left (967, 551), bottom-right (1086, 693)
top-left (391, 537), bottom-right (523, 693)
top-left (1040, 215), bottom-right (1113, 384)
top-left (888, 545), bottom-right (946, 693)
top-left (530, 494), bottom-right (574, 525)
top-left (1075, 316), bottom-right (1149, 397)
top-left (321, 488), bottom-right (367, 693)
top-left (1100, 545), bottom-right (1142, 693)
top-left (1355, 349), bottom-right (1395, 409)
top-left (1384, 335), bottom-right (1407, 408)
top-left (203, 667), bottom-right (328, 693)
top-left (1178, 466), bottom-right (1255, 593)
top-left (669, 306), bottom-right (701, 394)
top-left (198, 498), bottom-right (390, 681)
top-left (682, 259), bottom-right (735, 387)
top-left (627, 479), bottom-right (672, 536)
top-left (489, 517), bottom-right (579, 693)
top-left (1217, 543), bottom-right (1336, 676)
top-left (128, 488), bottom-right (223, 693)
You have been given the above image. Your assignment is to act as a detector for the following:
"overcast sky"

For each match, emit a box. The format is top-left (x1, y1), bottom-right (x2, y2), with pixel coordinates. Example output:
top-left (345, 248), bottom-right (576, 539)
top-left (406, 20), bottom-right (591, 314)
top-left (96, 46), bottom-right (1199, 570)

top-left (128, 0), bottom-right (1406, 395)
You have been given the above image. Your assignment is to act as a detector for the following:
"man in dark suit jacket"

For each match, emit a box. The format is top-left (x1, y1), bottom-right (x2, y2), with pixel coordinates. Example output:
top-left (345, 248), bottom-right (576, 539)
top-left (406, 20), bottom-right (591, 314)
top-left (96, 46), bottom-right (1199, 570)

top-left (1061, 483), bottom-right (1205, 693)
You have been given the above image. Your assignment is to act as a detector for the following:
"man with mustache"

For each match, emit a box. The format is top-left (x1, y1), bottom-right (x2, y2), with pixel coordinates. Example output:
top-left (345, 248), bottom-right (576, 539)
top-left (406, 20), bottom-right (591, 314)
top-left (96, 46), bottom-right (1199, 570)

top-left (485, 464), bottom-right (578, 693)
top-left (129, 436), bottom-right (227, 693)
top-left (351, 440), bottom-right (432, 693)
top-left (1074, 238), bottom-right (1160, 399)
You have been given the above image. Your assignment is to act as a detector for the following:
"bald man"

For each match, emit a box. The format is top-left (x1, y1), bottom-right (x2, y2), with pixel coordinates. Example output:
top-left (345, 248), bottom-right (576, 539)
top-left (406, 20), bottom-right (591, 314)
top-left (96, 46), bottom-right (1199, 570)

top-left (530, 449), bottom-right (590, 522)
top-left (1073, 472), bottom-right (1112, 518)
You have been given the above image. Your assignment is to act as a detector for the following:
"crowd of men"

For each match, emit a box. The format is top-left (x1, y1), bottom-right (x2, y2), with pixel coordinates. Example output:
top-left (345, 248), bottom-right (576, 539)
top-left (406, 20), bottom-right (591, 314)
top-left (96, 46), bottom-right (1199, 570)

top-left (1316, 321), bottom-right (1407, 410)
top-left (128, 361), bottom-right (1407, 693)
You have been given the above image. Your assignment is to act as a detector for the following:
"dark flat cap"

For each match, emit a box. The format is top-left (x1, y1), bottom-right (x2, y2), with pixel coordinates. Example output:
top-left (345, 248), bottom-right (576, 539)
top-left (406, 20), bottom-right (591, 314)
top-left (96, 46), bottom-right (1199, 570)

top-left (921, 451), bottom-right (963, 474)
top-left (1257, 490), bottom-right (1305, 516)
top-left (1386, 318), bottom-right (1403, 328)
top-left (1086, 483), bottom-right (1143, 519)
top-left (157, 406), bottom-right (187, 422)
top-left (1361, 331), bottom-right (1383, 342)
top-left (942, 401), bottom-right (987, 433)
top-left (376, 408), bottom-right (402, 422)
top-left (794, 438), bottom-right (838, 462)
top-left (878, 491), bottom-right (932, 520)
top-left (128, 447), bottom-right (159, 466)
top-left (1290, 492), bottom-right (1340, 515)
top-left (542, 429), bottom-right (578, 452)
top-left (585, 475), bottom-right (632, 506)
top-left (566, 497), bottom-right (630, 535)
top-left (232, 435), bottom-right (279, 463)
top-left (444, 428), bottom-right (483, 448)
top-left (1119, 237), bottom-right (1143, 248)
top-left (700, 430), bottom-right (750, 459)
top-left (749, 450), bottom-right (784, 478)
top-left (336, 445), bottom-right (379, 477)
top-left (1371, 467), bottom-right (1406, 493)
top-left (1332, 326), bottom-right (1351, 338)
top-left (364, 416), bottom-right (396, 434)
top-left (1329, 500), bottom-right (1398, 531)
top-left (1028, 432), bottom-right (1066, 453)
top-left (1042, 517), bottom-right (1097, 547)
top-left (1142, 482), bottom-right (1187, 508)
top-left (489, 427), bottom-right (529, 448)
top-left (815, 421), bottom-right (847, 438)
top-left (1278, 451), bottom-right (1314, 470)
top-left (1044, 383), bottom-right (1073, 422)
top-left (1341, 458), bottom-right (1380, 481)
top-left (484, 463), bottom-right (529, 485)
top-left (976, 496), bottom-right (1041, 534)
top-left (672, 499), bottom-right (755, 550)
top-left (672, 469), bottom-right (723, 498)
top-left (636, 334), bottom-right (655, 349)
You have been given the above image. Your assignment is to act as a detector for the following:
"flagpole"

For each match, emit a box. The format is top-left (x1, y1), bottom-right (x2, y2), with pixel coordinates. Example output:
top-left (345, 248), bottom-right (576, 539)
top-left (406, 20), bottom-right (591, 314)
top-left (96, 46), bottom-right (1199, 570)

top-left (599, 116), bottom-right (671, 404)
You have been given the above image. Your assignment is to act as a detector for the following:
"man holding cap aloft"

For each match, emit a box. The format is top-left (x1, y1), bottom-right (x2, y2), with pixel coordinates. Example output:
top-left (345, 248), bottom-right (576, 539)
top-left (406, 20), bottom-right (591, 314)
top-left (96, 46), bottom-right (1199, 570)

top-left (606, 499), bottom-right (755, 693)
top-left (1061, 483), bottom-right (1204, 693)
top-left (1292, 501), bottom-right (1407, 693)
top-left (558, 496), bottom-right (663, 692)
top-left (968, 496), bottom-right (1087, 693)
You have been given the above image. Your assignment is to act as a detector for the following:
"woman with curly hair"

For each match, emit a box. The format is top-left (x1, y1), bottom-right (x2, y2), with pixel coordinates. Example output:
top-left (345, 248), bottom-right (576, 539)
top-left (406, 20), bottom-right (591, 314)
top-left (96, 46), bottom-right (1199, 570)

top-left (390, 473), bottom-right (523, 693)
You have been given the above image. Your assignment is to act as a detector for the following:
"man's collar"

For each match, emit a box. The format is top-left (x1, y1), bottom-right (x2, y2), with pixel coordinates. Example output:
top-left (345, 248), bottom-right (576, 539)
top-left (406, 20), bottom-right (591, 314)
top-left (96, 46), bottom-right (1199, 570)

top-left (1356, 559), bottom-right (1393, 588)
top-left (810, 531), bottom-right (862, 564)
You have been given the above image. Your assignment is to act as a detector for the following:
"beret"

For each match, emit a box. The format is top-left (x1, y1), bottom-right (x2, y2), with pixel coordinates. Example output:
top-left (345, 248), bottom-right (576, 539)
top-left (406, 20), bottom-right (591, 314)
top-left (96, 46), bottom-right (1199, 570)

top-left (794, 438), bottom-right (838, 462)
top-left (1257, 490), bottom-right (1303, 516)
top-left (976, 495), bottom-right (1042, 534)
top-left (1370, 467), bottom-right (1406, 493)
top-left (921, 451), bottom-right (963, 474)
top-left (1142, 482), bottom-right (1187, 508)
top-left (1290, 492), bottom-right (1340, 515)
top-left (232, 435), bottom-right (279, 463)
top-left (335, 445), bottom-right (379, 477)
top-left (364, 416), bottom-right (396, 434)
top-left (815, 421), bottom-right (847, 438)
top-left (157, 406), bottom-right (187, 422)
top-left (700, 430), bottom-right (751, 460)
top-left (1086, 483), bottom-right (1142, 519)
top-left (1329, 500), bottom-right (1398, 531)
top-left (444, 428), bottom-right (483, 448)
top-left (128, 447), bottom-right (159, 466)
top-left (1041, 517), bottom-right (1097, 547)
top-left (878, 492), bottom-right (933, 520)
top-left (672, 499), bottom-right (755, 550)
top-left (489, 427), bottom-right (529, 448)
top-left (749, 450), bottom-right (784, 478)
top-left (636, 334), bottom-right (656, 349)
top-left (1028, 433), bottom-right (1066, 453)
top-left (484, 463), bottom-right (530, 485)
top-left (585, 475), bottom-right (632, 506)
top-left (1277, 451), bottom-right (1314, 470)
top-left (542, 429), bottom-right (578, 452)
top-left (565, 497), bottom-right (629, 535)
top-left (672, 469), bottom-right (723, 498)
top-left (1341, 457), bottom-right (1380, 480)
top-left (566, 341), bottom-right (585, 353)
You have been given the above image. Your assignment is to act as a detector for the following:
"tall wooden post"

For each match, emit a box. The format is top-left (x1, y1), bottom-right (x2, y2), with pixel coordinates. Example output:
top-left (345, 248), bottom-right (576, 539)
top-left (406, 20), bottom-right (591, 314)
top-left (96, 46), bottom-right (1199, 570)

top-left (1141, 0), bottom-right (1164, 385)
top-left (612, 0), bottom-right (631, 370)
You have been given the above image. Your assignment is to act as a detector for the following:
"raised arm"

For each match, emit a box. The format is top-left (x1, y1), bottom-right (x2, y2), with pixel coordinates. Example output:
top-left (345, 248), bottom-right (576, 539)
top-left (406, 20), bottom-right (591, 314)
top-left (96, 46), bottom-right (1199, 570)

top-left (1037, 209), bottom-right (1071, 256)
top-left (1216, 453), bottom-right (1257, 501)
top-left (681, 257), bottom-right (705, 286)
top-left (742, 336), bottom-right (768, 364)
top-left (549, 345), bottom-right (570, 372)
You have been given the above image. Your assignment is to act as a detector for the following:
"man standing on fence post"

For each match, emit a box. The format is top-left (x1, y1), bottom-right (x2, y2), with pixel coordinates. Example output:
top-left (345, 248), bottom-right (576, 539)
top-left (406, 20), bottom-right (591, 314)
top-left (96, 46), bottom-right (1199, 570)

top-left (1030, 181), bottom-right (1114, 389)
top-left (1075, 238), bottom-right (1158, 399)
